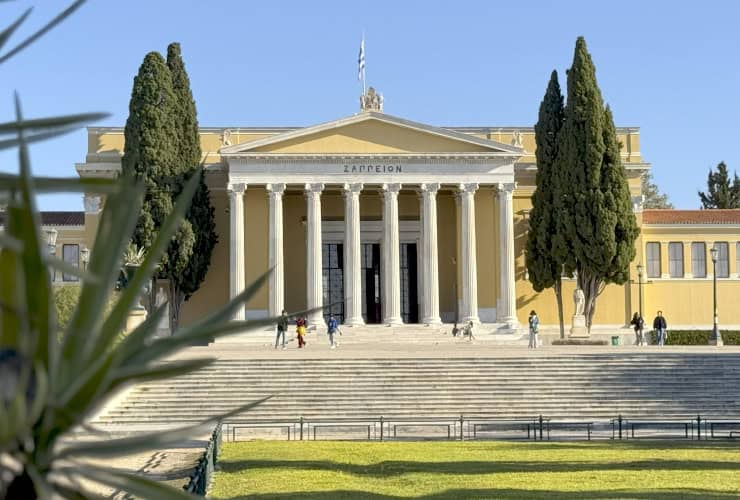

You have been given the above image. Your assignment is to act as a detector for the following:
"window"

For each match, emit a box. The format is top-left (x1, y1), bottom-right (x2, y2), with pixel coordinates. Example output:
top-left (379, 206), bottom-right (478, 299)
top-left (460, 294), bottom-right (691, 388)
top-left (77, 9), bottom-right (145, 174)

top-left (668, 242), bottom-right (683, 278)
top-left (691, 242), bottom-right (706, 278)
top-left (62, 244), bottom-right (79, 282)
top-left (714, 242), bottom-right (729, 278)
top-left (646, 242), bottom-right (661, 278)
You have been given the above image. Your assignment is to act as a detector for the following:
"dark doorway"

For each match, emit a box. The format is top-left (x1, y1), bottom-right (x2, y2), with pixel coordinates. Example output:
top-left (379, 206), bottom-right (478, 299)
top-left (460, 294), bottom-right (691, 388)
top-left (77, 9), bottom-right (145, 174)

top-left (361, 243), bottom-right (382, 323)
top-left (322, 243), bottom-right (344, 324)
top-left (400, 243), bottom-right (419, 323)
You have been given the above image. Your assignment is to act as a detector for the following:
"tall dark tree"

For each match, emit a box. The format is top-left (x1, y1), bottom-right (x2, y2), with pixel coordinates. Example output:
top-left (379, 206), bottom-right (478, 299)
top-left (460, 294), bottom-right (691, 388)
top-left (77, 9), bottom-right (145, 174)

top-left (699, 161), bottom-right (740, 209)
top-left (556, 37), bottom-right (638, 330)
top-left (641, 171), bottom-right (673, 209)
top-left (526, 70), bottom-right (568, 338)
top-left (122, 51), bottom-right (194, 316)
top-left (166, 42), bottom-right (217, 332)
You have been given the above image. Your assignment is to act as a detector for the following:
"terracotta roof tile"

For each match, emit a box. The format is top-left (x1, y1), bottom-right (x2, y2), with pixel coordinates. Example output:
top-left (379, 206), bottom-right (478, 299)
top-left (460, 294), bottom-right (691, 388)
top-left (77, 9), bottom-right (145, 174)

top-left (642, 209), bottom-right (740, 225)
top-left (0, 211), bottom-right (84, 227)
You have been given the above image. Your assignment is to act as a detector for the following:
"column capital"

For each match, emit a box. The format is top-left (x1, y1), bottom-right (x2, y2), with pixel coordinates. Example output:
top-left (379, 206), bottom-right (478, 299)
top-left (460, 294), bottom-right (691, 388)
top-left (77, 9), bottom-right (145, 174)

top-left (304, 183), bottom-right (324, 195)
top-left (458, 182), bottom-right (479, 194)
top-left (342, 182), bottom-right (364, 196)
top-left (381, 183), bottom-right (402, 194)
top-left (420, 182), bottom-right (440, 194)
top-left (228, 182), bottom-right (247, 195)
top-left (266, 183), bottom-right (286, 196)
top-left (497, 182), bottom-right (517, 195)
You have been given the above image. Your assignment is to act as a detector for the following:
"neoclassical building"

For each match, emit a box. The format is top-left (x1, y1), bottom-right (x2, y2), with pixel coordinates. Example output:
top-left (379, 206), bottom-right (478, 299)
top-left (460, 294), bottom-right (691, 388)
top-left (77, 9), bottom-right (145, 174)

top-left (46, 96), bottom-right (740, 332)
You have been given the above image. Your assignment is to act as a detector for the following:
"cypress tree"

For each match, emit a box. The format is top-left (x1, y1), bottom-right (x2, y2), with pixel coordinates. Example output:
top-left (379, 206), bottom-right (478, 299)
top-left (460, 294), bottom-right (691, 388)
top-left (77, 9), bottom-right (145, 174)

top-left (526, 70), bottom-right (568, 338)
top-left (699, 161), bottom-right (740, 209)
top-left (122, 52), bottom-right (181, 313)
top-left (556, 37), bottom-right (638, 330)
top-left (166, 42), bottom-right (217, 332)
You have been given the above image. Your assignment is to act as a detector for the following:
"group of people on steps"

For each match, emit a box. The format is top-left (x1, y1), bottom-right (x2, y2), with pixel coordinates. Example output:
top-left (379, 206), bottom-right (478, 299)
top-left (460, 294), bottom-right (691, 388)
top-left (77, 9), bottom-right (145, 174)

top-left (275, 311), bottom-right (342, 349)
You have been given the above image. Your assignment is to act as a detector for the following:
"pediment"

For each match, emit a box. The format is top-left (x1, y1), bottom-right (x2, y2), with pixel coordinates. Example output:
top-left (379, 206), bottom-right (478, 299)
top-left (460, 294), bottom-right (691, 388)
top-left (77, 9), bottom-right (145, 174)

top-left (219, 112), bottom-right (522, 156)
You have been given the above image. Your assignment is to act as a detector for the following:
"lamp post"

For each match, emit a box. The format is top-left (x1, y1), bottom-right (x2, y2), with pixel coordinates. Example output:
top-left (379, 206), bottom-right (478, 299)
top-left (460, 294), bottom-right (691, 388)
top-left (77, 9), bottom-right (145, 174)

top-left (80, 246), bottom-right (90, 272)
top-left (44, 228), bottom-right (57, 282)
top-left (636, 263), bottom-right (645, 320)
top-left (710, 246), bottom-right (722, 346)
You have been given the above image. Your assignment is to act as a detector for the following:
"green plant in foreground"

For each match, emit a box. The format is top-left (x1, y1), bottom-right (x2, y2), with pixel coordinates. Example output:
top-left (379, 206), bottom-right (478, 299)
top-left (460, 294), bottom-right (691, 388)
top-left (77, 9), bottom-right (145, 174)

top-left (0, 2), bottom-right (303, 498)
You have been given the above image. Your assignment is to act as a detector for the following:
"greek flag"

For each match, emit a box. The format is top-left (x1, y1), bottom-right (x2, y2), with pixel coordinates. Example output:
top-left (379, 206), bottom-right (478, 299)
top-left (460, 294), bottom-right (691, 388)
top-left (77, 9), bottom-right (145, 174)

top-left (358, 37), bottom-right (365, 81)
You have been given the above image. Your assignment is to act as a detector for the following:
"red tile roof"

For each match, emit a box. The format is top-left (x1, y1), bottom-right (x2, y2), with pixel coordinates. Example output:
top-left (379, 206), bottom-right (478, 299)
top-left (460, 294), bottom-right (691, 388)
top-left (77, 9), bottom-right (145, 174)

top-left (0, 211), bottom-right (84, 226)
top-left (643, 209), bottom-right (740, 225)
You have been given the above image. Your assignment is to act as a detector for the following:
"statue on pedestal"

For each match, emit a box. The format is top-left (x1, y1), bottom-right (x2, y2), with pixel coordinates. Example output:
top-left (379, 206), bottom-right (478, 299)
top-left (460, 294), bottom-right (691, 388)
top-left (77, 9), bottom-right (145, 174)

top-left (360, 86), bottom-right (384, 112)
top-left (569, 286), bottom-right (588, 337)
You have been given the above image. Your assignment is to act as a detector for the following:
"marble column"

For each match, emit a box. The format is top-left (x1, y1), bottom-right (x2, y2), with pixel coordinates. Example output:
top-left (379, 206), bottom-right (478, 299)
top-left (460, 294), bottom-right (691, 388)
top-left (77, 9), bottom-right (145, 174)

top-left (458, 183), bottom-right (480, 324)
top-left (228, 183), bottom-right (247, 321)
top-left (343, 183), bottom-right (364, 326)
top-left (420, 183), bottom-right (441, 325)
top-left (305, 183), bottom-right (325, 329)
top-left (267, 183), bottom-right (285, 317)
top-left (382, 183), bottom-right (403, 325)
top-left (497, 182), bottom-right (518, 328)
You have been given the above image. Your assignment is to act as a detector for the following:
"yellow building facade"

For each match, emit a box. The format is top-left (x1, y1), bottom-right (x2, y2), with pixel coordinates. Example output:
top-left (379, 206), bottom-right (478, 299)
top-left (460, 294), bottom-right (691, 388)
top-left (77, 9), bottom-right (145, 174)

top-left (50, 101), bottom-right (740, 334)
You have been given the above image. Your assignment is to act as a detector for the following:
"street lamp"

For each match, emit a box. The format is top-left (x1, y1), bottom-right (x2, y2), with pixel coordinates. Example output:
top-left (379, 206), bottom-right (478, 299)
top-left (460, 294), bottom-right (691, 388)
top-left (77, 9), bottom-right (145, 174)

top-left (80, 246), bottom-right (90, 272)
top-left (710, 246), bottom-right (722, 346)
top-left (636, 263), bottom-right (645, 320)
top-left (44, 228), bottom-right (57, 282)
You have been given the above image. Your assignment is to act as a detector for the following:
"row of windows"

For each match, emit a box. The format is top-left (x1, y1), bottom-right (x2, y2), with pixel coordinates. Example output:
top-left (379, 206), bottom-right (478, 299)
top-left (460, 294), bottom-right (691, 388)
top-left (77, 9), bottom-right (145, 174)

top-left (645, 242), bottom-right (738, 279)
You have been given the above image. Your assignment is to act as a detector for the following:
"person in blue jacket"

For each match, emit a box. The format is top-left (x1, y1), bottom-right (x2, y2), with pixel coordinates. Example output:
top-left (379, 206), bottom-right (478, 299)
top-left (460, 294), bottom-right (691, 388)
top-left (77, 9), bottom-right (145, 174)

top-left (327, 314), bottom-right (342, 349)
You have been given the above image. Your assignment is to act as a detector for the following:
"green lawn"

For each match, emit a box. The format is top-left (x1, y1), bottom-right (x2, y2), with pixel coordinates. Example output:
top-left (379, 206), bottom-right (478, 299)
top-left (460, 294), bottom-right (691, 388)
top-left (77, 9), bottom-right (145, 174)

top-left (210, 440), bottom-right (740, 499)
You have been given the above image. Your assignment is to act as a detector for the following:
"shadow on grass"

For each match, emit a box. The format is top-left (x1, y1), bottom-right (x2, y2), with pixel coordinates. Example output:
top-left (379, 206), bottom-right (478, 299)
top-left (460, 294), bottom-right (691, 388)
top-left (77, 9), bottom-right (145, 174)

top-left (220, 487), bottom-right (740, 499)
top-left (218, 458), bottom-right (740, 477)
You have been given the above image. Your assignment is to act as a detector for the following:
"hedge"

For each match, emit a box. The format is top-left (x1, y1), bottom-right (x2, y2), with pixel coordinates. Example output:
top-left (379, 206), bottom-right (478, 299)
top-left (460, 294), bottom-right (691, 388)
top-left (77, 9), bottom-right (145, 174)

top-left (646, 329), bottom-right (740, 345)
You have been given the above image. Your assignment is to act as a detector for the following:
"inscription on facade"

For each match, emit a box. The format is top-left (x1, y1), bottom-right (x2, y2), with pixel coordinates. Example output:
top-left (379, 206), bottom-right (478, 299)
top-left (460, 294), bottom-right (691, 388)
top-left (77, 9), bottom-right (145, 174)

top-left (343, 164), bottom-right (402, 174)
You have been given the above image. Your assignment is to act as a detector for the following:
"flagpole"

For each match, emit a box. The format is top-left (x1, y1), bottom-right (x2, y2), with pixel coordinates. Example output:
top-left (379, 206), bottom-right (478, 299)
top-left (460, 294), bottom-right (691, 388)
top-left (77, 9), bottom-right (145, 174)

top-left (362, 32), bottom-right (366, 95)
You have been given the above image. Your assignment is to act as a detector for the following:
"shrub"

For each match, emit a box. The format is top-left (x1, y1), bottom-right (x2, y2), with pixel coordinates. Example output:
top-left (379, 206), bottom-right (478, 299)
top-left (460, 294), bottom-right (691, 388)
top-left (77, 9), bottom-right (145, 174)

top-left (646, 330), bottom-right (740, 345)
top-left (551, 339), bottom-right (608, 346)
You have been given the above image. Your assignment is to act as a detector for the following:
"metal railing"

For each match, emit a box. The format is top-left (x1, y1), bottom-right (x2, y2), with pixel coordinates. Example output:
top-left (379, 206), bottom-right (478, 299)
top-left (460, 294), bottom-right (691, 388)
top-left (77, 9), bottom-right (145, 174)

top-left (184, 421), bottom-right (223, 495)
top-left (224, 414), bottom-right (740, 442)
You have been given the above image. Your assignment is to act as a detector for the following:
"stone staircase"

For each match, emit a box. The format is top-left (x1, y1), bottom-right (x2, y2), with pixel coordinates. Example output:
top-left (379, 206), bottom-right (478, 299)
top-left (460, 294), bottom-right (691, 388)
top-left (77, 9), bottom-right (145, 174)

top-left (96, 353), bottom-right (740, 428)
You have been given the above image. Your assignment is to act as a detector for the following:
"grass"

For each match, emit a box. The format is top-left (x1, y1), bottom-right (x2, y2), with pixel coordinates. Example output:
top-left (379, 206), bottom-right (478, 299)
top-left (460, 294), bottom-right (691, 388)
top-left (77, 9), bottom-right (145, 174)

top-left (210, 440), bottom-right (740, 499)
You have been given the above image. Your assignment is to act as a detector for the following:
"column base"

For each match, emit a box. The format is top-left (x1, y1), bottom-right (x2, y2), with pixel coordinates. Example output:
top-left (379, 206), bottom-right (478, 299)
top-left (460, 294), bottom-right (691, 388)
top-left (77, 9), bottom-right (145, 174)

top-left (384, 317), bottom-right (403, 326)
top-left (461, 315), bottom-right (480, 325)
top-left (422, 316), bottom-right (442, 325)
top-left (711, 337), bottom-right (724, 347)
top-left (307, 314), bottom-right (326, 331)
top-left (343, 317), bottom-right (365, 327)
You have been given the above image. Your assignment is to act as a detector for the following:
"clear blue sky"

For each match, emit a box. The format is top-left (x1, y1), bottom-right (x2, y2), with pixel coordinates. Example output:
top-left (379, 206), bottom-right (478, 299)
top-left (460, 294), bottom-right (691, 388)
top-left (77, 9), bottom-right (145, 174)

top-left (2, 0), bottom-right (739, 210)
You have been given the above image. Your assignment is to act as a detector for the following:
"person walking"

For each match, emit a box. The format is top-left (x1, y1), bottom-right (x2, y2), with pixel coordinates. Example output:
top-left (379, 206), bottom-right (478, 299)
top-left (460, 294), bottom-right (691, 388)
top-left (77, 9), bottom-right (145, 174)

top-left (275, 310), bottom-right (289, 349)
top-left (653, 310), bottom-right (667, 346)
top-left (630, 312), bottom-right (645, 346)
top-left (327, 313), bottom-right (342, 348)
top-left (463, 320), bottom-right (475, 341)
top-left (296, 317), bottom-right (307, 348)
top-left (528, 310), bottom-right (539, 349)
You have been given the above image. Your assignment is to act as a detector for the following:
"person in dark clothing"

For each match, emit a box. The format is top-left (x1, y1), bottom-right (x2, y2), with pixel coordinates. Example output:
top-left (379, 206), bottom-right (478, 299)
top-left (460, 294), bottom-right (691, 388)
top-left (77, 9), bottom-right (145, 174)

top-left (653, 311), bottom-right (668, 346)
top-left (275, 310), bottom-right (288, 349)
top-left (630, 312), bottom-right (645, 346)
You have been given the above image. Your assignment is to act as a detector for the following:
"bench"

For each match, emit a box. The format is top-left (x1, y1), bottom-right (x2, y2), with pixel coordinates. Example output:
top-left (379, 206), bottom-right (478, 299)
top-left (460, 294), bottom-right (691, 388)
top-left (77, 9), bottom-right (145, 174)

top-left (544, 421), bottom-right (595, 441)
top-left (626, 420), bottom-right (694, 439)
top-left (707, 421), bottom-right (740, 439)
top-left (466, 419), bottom-right (538, 440)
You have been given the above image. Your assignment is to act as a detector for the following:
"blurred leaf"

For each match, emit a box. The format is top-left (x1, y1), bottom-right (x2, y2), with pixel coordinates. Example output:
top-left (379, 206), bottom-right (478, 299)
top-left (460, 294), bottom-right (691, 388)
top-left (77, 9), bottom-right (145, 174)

top-left (57, 397), bottom-right (269, 460)
top-left (0, 174), bottom-right (118, 193)
top-left (0, 0), bottom-right (87, 65)
top-left (0, 125), bottom-right (95, 151)
top-left (0, 112), bottom-right (108, 135)
top-left (70, 464), bottom-right (197, 499)
top-left (0, 7), bottom-right (31, 54)
top-left (93, 172), bottom-right (201, 361)
top-left (44, 255), bottom-right (98, 284)
top-left (108, 357), bottom-right (215, 389)
top-left (0, 231), bottom-right (23, 252)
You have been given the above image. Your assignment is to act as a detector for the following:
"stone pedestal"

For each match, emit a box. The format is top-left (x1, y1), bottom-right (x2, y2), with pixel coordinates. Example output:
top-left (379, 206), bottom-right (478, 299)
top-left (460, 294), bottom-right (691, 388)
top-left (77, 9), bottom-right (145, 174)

top-left (126, 308), bottom-right (147, 333)
top-left (569, 315), bottom-right (588, 337)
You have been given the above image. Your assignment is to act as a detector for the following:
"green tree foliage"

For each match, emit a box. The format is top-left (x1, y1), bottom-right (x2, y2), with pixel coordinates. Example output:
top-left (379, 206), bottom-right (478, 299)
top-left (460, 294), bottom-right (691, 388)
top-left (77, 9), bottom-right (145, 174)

top-left (698, 161), bottom-right (740, 209)
top-left (555, 37), bottom-right (639, 330)
top-left (526, 70), bottom-right (567, 338)
top-left (166, 42), bottom-right (217, 332)
top-left (641, 171), bottom-right (673, 209)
